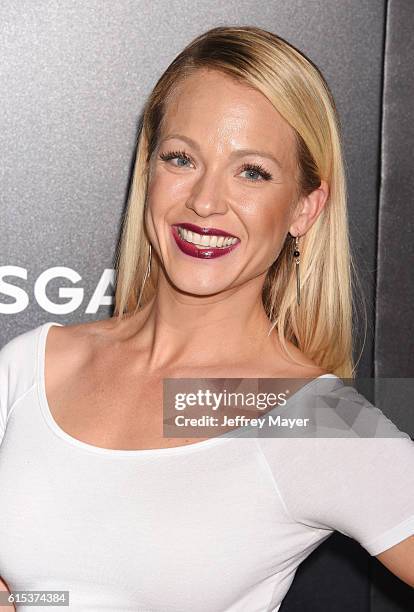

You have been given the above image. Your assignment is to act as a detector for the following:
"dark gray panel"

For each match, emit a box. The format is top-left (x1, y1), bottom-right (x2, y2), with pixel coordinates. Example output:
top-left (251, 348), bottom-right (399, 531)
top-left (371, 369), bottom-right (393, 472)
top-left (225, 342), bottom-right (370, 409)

top-left (375, 0), bottom-right (414, 378)
top-left (372, 3), bottom-right (414, 611)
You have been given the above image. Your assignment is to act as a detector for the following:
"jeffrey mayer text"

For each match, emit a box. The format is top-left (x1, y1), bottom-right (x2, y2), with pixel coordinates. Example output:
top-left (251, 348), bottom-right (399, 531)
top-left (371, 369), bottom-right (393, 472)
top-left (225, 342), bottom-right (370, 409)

top-left (222, 414), bottom-right (310, 429)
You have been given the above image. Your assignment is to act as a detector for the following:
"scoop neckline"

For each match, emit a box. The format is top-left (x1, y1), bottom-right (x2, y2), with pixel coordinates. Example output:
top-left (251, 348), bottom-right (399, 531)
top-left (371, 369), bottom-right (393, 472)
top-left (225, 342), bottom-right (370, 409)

top-left (36, 321), bottom-right (339, 457)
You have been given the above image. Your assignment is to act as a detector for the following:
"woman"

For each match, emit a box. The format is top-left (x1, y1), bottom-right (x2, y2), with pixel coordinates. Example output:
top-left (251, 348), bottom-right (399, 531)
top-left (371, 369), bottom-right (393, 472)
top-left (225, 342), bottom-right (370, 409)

top-left (0, 26), bottom-right (413, 610)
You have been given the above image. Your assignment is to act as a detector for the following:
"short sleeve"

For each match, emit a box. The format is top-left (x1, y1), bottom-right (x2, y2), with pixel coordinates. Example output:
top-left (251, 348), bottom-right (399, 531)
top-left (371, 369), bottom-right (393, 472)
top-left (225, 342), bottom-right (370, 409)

top-left (0, 338), bottom-right (11, 444)
top-left (0, 324), bottom-right (43, 446)
top-left (262, 382), bottom-right (414, 556)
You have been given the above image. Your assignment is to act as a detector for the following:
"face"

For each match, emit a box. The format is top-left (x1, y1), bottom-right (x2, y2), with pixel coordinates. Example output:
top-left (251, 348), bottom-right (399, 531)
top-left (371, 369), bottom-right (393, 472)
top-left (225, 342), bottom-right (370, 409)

top-left (145, 68), bottom-right (307, 297)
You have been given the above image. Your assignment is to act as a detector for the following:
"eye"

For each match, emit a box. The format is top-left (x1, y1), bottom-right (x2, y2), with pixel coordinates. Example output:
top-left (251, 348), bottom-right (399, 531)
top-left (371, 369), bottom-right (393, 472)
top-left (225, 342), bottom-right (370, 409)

top-left (239, 162), bottom-right (273, 182)
top-left (158, 150), bottom-right (273, 182)
top-left (159, 149), bottom-right (194, 168)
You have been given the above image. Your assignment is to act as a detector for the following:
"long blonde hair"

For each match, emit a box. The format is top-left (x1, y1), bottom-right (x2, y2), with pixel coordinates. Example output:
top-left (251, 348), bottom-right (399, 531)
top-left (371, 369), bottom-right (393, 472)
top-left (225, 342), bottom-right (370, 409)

top-left (113, 26), bottom-right (366, 378)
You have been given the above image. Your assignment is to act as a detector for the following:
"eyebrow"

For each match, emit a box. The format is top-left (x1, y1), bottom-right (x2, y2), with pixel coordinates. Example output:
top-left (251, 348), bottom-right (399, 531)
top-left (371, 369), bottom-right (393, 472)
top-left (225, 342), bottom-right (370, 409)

top-left (161, 133), bottom-right (284, 171)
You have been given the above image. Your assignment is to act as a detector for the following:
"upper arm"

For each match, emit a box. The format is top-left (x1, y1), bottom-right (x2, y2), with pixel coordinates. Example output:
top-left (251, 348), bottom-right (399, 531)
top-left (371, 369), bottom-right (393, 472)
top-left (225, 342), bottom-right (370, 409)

top-left (0, 340), bottom-right (10, 446)
top-left (376, 534), bottom-right (414, 588)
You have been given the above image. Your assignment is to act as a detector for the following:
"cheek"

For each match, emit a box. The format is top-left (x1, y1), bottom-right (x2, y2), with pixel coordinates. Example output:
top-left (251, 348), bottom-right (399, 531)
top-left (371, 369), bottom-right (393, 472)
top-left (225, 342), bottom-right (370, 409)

top-left (240, 192), bottom-right (293, 240)
top-left (145, 176), bottom-right (173, 219)
top-left (149, 165), bottom-right (190, 202)
top-left (144, 175), bottom-right (184, 241)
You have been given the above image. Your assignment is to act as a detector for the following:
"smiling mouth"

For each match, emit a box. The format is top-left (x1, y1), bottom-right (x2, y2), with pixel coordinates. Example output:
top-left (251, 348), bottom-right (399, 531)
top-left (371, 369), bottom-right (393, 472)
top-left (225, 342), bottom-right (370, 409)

top-left (175, 225), bottom-right (240, 249)
top-left (171, 225), bottom-right (240, 259)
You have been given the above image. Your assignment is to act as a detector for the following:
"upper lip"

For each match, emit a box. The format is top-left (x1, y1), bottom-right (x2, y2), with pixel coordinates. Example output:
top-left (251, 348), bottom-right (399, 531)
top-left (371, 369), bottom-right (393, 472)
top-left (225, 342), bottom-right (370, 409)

top-left (172, 222), bottom-right (239, 239)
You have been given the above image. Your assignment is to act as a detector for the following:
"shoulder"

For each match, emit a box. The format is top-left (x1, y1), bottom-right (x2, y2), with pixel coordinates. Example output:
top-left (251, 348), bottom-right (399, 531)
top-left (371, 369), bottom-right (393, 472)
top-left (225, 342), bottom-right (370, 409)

top-left (47, 312), bottom-right (145, 356)
top-left (0, 319), bottom-right (113, 443)
top-left (48, 315), bottom-right (128, 348)
top-left (0, 323), bottom-right (42, 363)
top-left (44, 317), bottom-right (120, 385)
top-left (0, 323), bottom-right (44, 401)
top-left (0, 322), bottom-right (48, 439)
top-left (257, 383), bottom-right (414, 554)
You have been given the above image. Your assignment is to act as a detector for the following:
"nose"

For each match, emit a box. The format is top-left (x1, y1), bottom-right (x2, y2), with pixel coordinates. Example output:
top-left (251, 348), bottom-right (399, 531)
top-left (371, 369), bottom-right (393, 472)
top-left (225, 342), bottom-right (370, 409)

top-left (185, 168), bottom-right (229, 217)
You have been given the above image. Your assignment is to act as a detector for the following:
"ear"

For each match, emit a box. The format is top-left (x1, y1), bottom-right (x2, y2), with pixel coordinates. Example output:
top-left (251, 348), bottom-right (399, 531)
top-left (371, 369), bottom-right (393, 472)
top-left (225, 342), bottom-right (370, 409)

top-left (289, 179), bottom-right (329, 236)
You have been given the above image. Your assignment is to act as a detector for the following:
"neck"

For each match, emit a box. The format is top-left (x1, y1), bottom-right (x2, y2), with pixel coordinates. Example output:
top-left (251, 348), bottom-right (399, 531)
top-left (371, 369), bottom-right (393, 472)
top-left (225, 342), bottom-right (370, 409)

top-left (126, 273), bottom-right (277, 373)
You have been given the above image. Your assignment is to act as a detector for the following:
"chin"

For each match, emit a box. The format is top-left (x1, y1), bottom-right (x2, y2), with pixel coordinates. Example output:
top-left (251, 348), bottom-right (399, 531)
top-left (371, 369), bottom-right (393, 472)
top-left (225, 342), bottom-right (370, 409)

top-left (167, 272), bottom-right (233, 298)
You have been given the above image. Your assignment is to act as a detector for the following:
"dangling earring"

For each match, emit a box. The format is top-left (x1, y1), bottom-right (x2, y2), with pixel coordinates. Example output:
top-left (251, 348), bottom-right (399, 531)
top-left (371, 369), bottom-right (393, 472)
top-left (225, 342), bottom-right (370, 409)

top-left (293, 235), bottom-right (301, 306)
top-left (137, 243), bottom-right (152, 309)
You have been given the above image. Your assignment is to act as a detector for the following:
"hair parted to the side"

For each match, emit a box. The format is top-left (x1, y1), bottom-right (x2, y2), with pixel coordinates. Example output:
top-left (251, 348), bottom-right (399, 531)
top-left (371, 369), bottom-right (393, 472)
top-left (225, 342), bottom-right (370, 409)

top-left (113, 25), bottom-right (367, 378)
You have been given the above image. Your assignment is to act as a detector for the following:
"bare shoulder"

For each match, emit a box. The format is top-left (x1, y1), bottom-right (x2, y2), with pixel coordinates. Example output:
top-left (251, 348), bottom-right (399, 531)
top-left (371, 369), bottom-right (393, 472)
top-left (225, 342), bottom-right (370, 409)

top-left (46, 317), bottom-right (115, 351)
top-left (44, 318), bottom-right (121, 389)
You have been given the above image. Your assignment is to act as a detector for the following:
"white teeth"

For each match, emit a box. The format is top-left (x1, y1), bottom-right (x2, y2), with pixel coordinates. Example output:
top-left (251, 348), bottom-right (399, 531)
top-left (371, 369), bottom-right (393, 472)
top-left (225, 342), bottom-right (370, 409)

top-left (177, 226), bottom-right (238, 248)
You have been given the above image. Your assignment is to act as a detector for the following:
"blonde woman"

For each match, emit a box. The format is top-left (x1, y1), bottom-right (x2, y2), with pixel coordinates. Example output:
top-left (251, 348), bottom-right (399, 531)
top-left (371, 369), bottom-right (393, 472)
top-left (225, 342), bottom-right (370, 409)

top-left (0, 26), bottom-right (413, 610)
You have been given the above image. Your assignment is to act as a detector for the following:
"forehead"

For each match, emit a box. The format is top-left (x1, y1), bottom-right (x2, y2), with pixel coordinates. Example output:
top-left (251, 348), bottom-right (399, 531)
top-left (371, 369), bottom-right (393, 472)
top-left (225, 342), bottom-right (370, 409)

top-left (160, 69), bottom-right (297, 165)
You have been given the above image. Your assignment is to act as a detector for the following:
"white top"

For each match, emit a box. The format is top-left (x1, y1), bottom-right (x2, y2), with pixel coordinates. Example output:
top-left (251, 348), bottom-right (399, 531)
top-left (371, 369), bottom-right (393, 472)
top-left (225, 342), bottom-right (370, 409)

top-left (0, 321), bottom-right (413, 612)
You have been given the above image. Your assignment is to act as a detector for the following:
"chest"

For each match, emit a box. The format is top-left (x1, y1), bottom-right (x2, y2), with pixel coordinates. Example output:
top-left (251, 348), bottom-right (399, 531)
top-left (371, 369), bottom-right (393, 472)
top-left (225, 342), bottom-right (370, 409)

top-left (0, 435), bottom-right (296, 611)
top-left (45, 348), bottom-right (313, 451)
top-left (45, 358), bottom-right (239, 449)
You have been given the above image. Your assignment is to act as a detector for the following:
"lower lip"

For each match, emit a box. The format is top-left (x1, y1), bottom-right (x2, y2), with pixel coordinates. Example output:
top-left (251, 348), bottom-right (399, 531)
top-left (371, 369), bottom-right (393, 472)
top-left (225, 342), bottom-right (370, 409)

top-left (171, 226), bottom-right (240, 259)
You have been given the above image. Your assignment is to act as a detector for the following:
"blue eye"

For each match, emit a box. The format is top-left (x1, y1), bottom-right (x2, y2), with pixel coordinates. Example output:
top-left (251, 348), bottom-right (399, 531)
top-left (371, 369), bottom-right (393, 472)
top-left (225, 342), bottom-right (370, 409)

top-left (159, 149), bottom-right (273, 182)
top-left (159, 149), bottom-right (193, 167)
top-left (240, 163), bottom-right (272, 182)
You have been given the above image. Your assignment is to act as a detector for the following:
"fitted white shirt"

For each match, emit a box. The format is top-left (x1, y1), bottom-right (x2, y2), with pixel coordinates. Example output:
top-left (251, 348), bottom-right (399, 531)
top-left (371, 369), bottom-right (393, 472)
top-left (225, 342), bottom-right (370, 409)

top-left (0, 321), bottom-right (414, 611)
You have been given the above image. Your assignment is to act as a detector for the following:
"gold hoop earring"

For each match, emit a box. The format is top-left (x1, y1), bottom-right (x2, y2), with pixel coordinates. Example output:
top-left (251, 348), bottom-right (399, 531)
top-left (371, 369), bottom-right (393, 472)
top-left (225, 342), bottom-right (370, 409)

top-left (293, 235), bottom-right (301, 306)
top-left (137, 243), bottom-right (152, 309)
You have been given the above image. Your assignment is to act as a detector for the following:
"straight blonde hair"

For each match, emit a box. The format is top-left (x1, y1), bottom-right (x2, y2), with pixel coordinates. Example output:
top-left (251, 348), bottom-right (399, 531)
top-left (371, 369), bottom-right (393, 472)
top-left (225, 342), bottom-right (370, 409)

top-left (113, 26), bottom-right (366, 378)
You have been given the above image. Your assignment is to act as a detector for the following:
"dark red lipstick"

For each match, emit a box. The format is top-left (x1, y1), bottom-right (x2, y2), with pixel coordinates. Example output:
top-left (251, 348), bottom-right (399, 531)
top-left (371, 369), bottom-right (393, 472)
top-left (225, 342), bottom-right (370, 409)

top-left (171, 224), bottom-right (240, 259)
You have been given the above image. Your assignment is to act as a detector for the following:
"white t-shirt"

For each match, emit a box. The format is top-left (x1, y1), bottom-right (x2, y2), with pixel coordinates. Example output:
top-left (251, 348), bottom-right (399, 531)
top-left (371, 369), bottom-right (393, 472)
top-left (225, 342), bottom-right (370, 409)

top-left (0, 321), bottom-right (413, 611)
